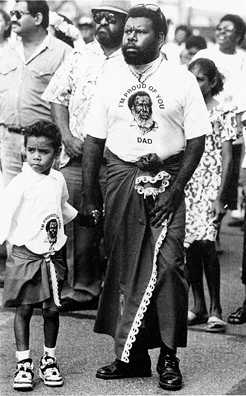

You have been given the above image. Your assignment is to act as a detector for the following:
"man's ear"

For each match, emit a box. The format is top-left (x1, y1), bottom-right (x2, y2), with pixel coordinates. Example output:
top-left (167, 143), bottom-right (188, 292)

top-left (34, 12), bottom-right (43, 27)
top-left (158, 32), bottom-right (165, 49)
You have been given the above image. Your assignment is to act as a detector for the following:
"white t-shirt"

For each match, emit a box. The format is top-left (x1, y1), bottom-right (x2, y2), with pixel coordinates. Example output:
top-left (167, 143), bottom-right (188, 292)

top-left (193, 46), bottom-right (246, 113)
top-left (0, 163), bottom-right (77, 254)
top-left (84, 57), bottom-right (211, 163)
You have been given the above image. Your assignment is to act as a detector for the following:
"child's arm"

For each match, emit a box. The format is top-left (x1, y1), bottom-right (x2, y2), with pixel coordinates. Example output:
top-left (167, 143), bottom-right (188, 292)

top-left (60, 175), bottom-right (77, 225)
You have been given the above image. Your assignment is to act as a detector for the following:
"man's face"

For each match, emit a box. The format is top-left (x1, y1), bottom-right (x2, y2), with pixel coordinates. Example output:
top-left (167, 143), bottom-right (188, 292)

top-left (48, 221), bottom-right (58, 239)
top-left (10, 1), bottom-right (35, 37)
top-left (132, 95), bottom-right (152, 120)
top-left (94, 11), bottom-right (125, 49)
top-left (122, 17), bottom-right (160, 65)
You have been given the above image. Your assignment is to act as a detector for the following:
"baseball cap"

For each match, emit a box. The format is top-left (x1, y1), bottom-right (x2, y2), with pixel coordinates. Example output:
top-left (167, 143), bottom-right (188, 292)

top-left (91, 0), bottom-right (132, 15)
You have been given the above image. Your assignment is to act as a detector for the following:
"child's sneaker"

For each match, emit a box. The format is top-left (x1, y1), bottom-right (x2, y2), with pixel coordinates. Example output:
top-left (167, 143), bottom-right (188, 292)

top-left (13, 358), bottom-right (34, 390)
top-left (39, 353), bottom-right (63, 387)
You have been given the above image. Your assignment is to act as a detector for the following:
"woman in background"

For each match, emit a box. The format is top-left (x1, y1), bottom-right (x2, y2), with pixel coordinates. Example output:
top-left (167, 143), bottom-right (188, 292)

top-left (185, 58), bottom-right (237, 333)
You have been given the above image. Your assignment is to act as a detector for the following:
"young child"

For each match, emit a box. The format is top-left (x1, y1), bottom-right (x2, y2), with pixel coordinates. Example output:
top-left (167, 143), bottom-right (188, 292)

top-left (185, 58), bottom-right (237, 333)
top-left (0, 120), bottom-right (77, 390)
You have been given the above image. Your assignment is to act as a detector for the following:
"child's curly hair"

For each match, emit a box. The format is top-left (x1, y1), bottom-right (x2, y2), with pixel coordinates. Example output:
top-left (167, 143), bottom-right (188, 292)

top-left (24, 120), bottom-right (62, 153)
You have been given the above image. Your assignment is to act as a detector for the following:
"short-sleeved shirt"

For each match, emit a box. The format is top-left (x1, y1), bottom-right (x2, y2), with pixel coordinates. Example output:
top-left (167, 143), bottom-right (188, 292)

top-left (84, 56), bottom-right (211, 163)
top-left (0, 163), bottom-right (77, 254)
top-left (0, 33), bottom-right (71, 128)
top-left (42, 40), bottom-right (124, 167)
top-left (193, 46), bottom-right (246, 114)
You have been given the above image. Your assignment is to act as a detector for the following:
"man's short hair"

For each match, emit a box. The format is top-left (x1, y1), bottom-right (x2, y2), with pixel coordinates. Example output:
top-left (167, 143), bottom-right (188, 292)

top-left (128, 91), bottom-right (152, 110)
top-left (126, 5), bottom-right (168, 38)
top-left (24, 120), bottom-right (62, 153)
top-left (220, 14), bottom-right (246, 45)
top-left (16, 0), bottom-right (49, 29)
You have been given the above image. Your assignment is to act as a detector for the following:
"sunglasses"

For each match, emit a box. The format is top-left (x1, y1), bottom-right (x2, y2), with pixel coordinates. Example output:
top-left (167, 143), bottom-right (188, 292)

top-left (10, 10), bottom-right (31, 20)
top-left (93, 11), bottom-right (117, 25)
top-left (132, 3), bottom-right (162, 14)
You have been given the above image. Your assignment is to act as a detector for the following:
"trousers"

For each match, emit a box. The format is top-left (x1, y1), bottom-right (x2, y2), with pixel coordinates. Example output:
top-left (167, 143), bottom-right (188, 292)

top-left (60, 159), bottom-right (104, 302)
top-left (0, 125), bottom-right (24, 186)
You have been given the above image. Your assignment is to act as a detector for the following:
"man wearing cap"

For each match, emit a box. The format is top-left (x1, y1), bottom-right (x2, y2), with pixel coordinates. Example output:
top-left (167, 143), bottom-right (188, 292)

top-left (79, 4), bottom-right (211, 391)
top-left (42, 0), bottom-right (131, 310)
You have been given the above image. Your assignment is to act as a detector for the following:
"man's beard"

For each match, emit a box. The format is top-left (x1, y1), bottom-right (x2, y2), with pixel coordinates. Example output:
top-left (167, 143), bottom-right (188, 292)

top-left (96, 27), bottom-right (123, 49)
top-left (122, 44), bottom-right (158, 65)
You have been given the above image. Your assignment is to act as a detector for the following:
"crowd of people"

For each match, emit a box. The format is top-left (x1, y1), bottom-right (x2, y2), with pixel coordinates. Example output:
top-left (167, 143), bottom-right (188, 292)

top-left (0, 0), bottom-right (246, 392)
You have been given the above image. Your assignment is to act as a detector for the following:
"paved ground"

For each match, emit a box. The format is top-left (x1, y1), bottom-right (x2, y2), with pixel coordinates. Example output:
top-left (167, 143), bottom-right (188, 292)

top-left (0, 213), bottom-right (245, 396)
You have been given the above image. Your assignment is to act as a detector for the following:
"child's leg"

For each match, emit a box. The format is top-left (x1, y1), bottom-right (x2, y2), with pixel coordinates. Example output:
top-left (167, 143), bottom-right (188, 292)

top-left (43, 308), bottom-right (59, 349)
top-left (14, 305), bottom-right (33, 352)
top-left (13, 305), bottom-right (34, 390)
top-left (186, 242), bottom-right (208, 318)
top-left (40, 308), bottom-right (63, 387)
top-left (200, 240), bottom-right (222, 318)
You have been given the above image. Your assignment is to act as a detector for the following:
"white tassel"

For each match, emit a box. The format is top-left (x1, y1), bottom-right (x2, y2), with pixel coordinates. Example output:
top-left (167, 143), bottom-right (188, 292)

top-left (44, 255), bottom-right (61, 307)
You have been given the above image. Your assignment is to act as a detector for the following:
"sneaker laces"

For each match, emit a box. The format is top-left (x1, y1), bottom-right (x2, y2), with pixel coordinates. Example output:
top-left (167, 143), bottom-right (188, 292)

top-left (15, 359), bottom-right (34, 378)
top-left (40, 355), bottom-right (60, 377)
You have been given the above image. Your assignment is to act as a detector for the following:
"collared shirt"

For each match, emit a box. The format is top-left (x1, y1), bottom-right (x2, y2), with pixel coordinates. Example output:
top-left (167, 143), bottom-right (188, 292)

top-left (0, 163), bottom-right (77, 255)
top-left (84, 56), bottom-right (211, 163)
top-left (0, 33), bottom-right (71, 128)
top-left (42, 40), bottom-right (124, 167)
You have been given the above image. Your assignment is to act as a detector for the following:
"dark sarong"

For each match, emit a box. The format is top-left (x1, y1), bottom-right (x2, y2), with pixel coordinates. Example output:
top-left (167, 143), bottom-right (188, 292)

top-left (3, 245), bottom-right (66, 310)
top-left (94, 149), bottom-right (189, 362)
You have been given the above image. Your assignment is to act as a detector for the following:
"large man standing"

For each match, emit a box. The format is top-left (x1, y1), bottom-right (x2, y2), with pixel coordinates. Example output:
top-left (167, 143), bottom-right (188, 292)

top-left (79, 5), bottom-right (211, 391)
top-left (43, 0), bottom-right (131, 310)
top-left (0, 0), bottom-right (71, 186)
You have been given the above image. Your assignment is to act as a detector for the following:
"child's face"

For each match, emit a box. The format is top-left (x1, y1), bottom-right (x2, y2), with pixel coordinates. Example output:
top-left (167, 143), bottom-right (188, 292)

top-left (25, 136), bottom-right (58, 175)
top-left (190, 64), bottom-right (211, 98)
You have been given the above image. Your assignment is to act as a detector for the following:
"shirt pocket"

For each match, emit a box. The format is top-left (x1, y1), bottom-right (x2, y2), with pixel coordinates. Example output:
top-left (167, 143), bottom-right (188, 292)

top-left (0, 63), bottom-right (17, 93)
top-left (31, 69), bottom-right (53, 95)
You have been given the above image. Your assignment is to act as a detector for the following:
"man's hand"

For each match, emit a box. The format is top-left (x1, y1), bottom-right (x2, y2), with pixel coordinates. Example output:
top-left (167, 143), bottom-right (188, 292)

top-left (212, 199), bottom-right (227, 223)
top-left (63, 136), bottom-right (83, 159)
top-left (149, 186), bottom-right (183, 227)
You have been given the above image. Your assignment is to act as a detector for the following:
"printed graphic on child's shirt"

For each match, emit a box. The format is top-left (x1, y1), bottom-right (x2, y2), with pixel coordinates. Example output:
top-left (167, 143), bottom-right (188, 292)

top-left (40, 214), bottom-right (62, 250)
top-left (46, 219), bottom-right (58, 247)
top-left (128, 91), bottom-right (158, 135)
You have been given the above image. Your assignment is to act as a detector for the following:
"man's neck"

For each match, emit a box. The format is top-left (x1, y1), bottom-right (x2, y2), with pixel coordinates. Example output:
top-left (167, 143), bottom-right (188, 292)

top-left (21, 28), bottom-right (47, 47)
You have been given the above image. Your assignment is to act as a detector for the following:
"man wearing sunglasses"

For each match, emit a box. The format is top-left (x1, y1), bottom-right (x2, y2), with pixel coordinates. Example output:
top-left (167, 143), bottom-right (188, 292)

top-left (0, 0), bottom-right (71, 187)
top-left (42, 0), bottom-right (131, 312)
top-left (79, 4), bottom-right (211, 391)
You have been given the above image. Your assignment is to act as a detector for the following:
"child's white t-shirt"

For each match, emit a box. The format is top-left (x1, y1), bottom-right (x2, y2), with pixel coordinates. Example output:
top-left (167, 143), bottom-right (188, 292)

top-left (0, 163), bottom-right (77, 254)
